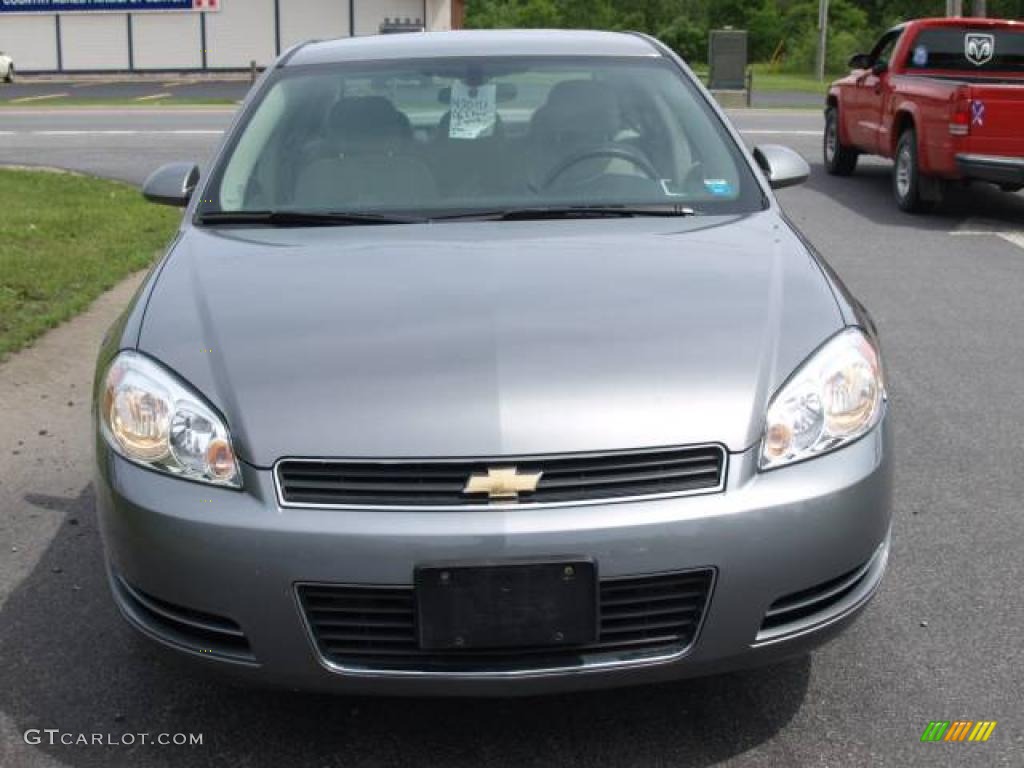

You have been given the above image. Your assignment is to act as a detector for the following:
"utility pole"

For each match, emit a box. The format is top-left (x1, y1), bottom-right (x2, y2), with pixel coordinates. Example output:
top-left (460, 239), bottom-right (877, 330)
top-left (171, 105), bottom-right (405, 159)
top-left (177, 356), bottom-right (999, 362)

top-left (816, 0), bottom-right (829, 82)
top-left (973, 0), bottom-right (987, 16)
top-left (946, 0), bottom-right (963, 15)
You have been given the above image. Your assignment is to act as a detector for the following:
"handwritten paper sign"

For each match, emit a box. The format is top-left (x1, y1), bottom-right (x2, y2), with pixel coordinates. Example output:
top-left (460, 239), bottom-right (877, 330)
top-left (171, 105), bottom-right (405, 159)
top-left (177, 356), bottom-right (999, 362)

top-left (448, 82), bottom-right (497, 140)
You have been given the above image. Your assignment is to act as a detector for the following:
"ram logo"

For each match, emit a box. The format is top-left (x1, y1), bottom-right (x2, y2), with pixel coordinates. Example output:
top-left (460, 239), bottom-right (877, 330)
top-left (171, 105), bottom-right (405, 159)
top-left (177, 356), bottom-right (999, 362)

top-left (965, 33), bottom-right (995, 67)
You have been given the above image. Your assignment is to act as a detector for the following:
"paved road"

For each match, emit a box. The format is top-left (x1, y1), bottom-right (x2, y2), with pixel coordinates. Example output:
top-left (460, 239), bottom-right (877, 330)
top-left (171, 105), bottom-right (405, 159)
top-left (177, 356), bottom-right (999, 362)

top-left (0, 108), bottom-right (231, 183)
top-left (2, 107), bottom-right (828, 185)
top-left (1, 107), bottom-right (1023, 768)
top-left (0, 77), bottom-right (249, 105)
top-left (0, 77), bottom-right (823, 108)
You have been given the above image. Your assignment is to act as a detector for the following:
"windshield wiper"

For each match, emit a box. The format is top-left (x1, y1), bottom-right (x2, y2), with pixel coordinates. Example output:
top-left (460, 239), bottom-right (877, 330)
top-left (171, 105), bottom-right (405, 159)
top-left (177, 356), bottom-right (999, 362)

top-left (198, 210), bottom-right (424, 227)
top-left (431, 204), bottom-right (698, 222)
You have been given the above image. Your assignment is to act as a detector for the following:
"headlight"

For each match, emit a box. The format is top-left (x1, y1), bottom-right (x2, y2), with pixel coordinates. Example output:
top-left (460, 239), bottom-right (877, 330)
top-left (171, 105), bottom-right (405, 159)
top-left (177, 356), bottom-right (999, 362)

top-left (100, 351), bottom-right (241, 487)
top-left (760, 328), bottom-right (885, 470)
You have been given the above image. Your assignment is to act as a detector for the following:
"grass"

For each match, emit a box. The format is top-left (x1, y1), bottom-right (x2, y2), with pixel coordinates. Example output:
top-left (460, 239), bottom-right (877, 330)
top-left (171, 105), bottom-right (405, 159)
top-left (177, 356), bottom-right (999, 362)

top-left (749, 65), bottom-right (836, 94)
top-left (0, 169), bottom-right (180, 360)
top-left (693, 64), bottom-right (838, 95)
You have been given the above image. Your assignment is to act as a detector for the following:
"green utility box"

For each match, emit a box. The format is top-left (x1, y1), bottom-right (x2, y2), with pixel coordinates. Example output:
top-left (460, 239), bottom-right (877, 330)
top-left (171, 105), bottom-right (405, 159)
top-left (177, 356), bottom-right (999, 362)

top-left (708, 29), bottom-right (748, 91)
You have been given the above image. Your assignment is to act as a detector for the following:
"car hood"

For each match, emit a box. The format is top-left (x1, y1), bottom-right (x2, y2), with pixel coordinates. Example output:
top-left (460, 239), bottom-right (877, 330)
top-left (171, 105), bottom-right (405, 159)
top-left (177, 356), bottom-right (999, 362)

top-left (139, 213), bottom-right (843, 466)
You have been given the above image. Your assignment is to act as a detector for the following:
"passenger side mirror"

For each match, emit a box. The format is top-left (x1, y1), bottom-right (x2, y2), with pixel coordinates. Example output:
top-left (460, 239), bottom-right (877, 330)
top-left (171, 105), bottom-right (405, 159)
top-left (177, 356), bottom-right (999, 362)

top-left (142, 162), bottom-right (200, 207)
top-left (871, 60), bottom-right (888, 76)
top-left (848, 53), bottom-right (873, 70)
top-left (753, 145), bottom-right (810, 190)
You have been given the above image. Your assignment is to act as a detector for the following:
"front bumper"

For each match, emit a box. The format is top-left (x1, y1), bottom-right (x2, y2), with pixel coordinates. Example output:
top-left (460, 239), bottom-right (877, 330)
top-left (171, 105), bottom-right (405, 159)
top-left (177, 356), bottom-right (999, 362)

top-left (956, 153), bottom-right (1024, 187)
top-left (95, 416), bottom-right (892, 696)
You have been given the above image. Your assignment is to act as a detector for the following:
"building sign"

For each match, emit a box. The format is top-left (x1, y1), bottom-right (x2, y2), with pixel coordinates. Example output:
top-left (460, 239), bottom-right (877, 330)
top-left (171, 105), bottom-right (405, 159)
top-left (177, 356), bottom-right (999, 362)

top-left (0, 0), bottom-right (219, 12)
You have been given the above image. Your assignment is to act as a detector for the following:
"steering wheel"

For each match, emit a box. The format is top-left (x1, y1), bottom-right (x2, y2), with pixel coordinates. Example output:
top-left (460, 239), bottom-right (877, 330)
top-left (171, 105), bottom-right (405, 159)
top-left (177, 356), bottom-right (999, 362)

top-left (540, 144), bottom-right (660, 190)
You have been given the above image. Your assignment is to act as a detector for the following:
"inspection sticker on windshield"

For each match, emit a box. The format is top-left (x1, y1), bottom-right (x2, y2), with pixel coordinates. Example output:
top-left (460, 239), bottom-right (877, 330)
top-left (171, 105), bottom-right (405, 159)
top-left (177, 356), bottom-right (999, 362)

top-left (704, 179), bottom-right (734, 197)
top-left (449, 82), bottom-right (497, 140)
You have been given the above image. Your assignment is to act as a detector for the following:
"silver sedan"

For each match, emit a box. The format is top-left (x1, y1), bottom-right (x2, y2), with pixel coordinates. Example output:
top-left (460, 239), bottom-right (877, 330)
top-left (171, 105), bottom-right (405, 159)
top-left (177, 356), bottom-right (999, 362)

top-left (93, 30), bottom-right (891, 696)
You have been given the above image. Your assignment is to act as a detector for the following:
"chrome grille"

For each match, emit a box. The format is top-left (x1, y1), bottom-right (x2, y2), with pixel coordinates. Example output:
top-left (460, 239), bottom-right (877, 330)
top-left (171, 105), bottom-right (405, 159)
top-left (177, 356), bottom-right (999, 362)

top-left (277, 445), bottom-right (726, 508)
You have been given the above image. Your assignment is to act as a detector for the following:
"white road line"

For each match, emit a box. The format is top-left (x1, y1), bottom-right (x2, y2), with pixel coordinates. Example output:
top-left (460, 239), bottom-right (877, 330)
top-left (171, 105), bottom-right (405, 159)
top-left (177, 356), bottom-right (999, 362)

top-left (33, 130), bottom-right (137, 135)
top-left (738, 129), bottom-right (821, 136)
top-left (25, 129), bottom-right (224, 136)
top-left (135, 93), bottom-right (172, 102)
top-left (0, 108), bottom-right (236, 116)
top-left (9, 93), bottom-right (69, 103)
top-left (951, 218), bottom-right (1024, 251)
top-left (726, 108), bottom-right (822, 116)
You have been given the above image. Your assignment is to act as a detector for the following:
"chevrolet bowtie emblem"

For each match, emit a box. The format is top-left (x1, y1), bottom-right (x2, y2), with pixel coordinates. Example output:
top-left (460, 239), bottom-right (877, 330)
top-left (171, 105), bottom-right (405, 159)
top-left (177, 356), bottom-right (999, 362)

top-left (463, 467), bottom-right (543, 500)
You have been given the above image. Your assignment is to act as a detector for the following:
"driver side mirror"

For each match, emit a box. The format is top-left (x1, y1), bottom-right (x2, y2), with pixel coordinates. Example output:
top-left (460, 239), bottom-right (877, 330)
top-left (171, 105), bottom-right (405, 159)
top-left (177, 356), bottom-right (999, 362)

top-left (753, 145), bottom-right (810, 190)
top-left (871, 60), bottom-right (888, 76)
top-left (848, 53), bottom-right (873, 70)
top-left (142, 162), bottom-right (200, 207)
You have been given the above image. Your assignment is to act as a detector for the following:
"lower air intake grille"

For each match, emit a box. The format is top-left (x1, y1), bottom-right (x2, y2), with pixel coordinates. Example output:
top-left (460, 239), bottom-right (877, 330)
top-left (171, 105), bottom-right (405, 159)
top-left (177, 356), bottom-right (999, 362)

top-left (298, 569), bottom-right (714, 673)
top-left (277, 445), bottom-right (726, 508)
top-left (113, 573), bottom-right (255, 663)
top-left (759, 557), bottom-right (874, 635)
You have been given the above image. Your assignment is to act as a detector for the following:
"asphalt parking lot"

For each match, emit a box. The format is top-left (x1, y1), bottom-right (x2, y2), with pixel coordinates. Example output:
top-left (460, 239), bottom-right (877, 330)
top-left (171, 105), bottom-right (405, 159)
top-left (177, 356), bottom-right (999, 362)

top-left (1, 105), bottom-right (1023, 767)
top-left (0, 77), bottom-right (250, 105)
top-left (0, 76), bottom-right (823, 108)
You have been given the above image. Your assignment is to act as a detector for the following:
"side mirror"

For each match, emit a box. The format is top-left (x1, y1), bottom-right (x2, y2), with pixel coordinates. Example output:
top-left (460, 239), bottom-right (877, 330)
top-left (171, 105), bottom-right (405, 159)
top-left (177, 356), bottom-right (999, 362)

top-left (142, 162), bottom-right (200, 207)
top-left (848, 53), bottom-right (873, 70)
top-left (871, 60), bottom-right (888, 76)
top-left (753, 145), bottom-right (810, 190)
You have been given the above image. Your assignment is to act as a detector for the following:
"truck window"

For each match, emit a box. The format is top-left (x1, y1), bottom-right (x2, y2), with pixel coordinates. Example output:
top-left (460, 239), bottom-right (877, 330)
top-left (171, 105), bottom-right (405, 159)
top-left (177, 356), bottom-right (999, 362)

top-left (871, 31), bottom-right (903, 69)
top-left (905, 27), bottom-right (1024, 72)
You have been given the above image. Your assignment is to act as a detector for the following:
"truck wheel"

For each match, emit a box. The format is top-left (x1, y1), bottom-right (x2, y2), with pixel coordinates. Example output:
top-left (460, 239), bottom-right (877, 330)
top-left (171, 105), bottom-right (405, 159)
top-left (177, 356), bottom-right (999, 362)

top-left (4, 65), bottom-right (13, 84)
top-left (824, 107), bottom-right (858, 176)
top-left (893, 128), bottom-right (935, 213)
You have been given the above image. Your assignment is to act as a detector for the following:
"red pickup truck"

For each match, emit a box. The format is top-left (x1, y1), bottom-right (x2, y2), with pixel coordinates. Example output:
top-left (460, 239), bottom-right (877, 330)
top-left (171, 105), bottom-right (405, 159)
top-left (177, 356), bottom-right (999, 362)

top-left (826, 18), bottom-right (1024, 212)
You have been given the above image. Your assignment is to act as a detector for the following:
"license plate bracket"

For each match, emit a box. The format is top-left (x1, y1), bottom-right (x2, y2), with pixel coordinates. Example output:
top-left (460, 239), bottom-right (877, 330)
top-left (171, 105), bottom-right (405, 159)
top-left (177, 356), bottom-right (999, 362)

top-left (415, 558), bottom-right (597, 651)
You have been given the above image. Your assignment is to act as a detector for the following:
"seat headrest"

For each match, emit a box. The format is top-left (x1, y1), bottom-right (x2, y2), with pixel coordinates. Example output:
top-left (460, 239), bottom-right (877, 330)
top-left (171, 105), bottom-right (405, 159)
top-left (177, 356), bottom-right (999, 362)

top-left (328, 96), bottom-right (412, 147)
top-left (530, 80), bottom-right (620, 143)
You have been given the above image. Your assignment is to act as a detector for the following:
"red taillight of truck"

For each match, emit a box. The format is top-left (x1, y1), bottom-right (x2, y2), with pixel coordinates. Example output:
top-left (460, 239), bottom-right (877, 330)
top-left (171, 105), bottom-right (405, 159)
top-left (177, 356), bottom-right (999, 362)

top-left (949, 88), bottom-right (972, 136)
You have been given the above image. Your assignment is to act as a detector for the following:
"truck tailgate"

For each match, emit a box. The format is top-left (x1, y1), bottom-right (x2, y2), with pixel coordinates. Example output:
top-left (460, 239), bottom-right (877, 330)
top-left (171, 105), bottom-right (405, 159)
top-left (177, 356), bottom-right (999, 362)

top-left (965, 83), bottom-right (1024, 157)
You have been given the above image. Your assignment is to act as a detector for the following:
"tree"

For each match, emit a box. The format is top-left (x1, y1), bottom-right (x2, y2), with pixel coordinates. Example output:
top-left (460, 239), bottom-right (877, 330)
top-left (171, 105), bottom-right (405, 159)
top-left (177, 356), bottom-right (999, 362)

top-left (464, 0), bottom-right (1023, 69)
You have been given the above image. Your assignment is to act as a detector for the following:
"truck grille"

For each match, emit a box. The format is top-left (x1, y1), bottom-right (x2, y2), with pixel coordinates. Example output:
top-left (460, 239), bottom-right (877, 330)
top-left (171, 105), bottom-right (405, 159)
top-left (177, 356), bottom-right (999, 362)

top-left (297, 569), bottom-right (714, 673)
top-left (276, 445), bottom-right (725, 508)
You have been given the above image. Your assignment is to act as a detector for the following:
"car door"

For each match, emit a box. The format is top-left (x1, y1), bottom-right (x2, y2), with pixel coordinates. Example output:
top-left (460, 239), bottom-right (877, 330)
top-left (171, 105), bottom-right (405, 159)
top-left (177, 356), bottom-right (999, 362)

top-left (849, 30), bottom-right (902, 151)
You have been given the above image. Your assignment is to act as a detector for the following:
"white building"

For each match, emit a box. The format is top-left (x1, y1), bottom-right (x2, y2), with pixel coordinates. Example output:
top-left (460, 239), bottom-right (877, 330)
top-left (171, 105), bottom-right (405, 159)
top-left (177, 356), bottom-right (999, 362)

top-left (0, 0), bottom-right (461, 73)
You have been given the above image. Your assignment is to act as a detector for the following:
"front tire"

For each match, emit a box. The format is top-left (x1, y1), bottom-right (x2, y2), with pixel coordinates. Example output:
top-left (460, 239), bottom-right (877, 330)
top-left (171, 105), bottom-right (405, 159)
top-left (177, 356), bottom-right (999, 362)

top-left (893, 128), bottom-right (936, 213)
top-left (824, 107), bottom-right (858, 176)
top-left (4, 65), bottom-right (13, 84)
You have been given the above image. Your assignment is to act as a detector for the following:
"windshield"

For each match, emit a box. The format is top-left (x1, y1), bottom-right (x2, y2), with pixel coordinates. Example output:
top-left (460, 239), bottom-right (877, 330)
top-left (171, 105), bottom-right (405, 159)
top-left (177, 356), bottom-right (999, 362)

top-left (199, 55), bottom-right (764, 221)
top-left (904, 27), bottom-right (1024, 73)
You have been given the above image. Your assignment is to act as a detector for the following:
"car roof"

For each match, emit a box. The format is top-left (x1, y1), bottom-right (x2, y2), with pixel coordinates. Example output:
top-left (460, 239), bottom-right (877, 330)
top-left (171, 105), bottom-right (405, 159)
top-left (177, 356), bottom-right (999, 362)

top-left (286, 30), bottom-right (661, 67)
